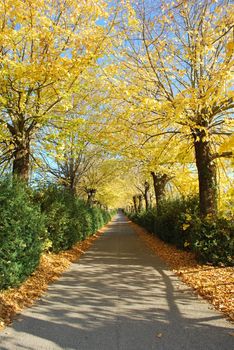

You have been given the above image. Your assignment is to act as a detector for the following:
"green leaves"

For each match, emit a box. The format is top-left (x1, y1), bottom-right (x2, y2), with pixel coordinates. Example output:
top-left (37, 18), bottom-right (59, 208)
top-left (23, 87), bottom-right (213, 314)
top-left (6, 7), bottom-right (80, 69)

top-left (191, 217), bottom-right (234, 266)
top-left (128, 195), bottom-right (233, 267)
top-left (39, 185), bottom-right (112, 253)
top-left (0, 178), bottom-right (44, 290)
top-left (0, 179), bottom-right (113, 291)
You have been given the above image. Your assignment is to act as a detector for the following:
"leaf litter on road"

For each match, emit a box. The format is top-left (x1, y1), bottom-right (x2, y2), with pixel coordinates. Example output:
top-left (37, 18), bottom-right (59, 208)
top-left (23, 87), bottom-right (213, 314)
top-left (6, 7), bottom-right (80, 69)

top-left (131, 221), bottom-right (234, 322)
top-left (0, 225), bottom-right (109, 331)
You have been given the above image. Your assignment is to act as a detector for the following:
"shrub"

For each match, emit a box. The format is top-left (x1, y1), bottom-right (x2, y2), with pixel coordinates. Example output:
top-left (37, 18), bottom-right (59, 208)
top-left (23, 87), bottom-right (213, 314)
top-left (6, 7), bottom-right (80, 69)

top-left (129, 196), bottom-right (199, 248)
top-left (0, 178), bottom-right (45, 289)
top-left (38, 186), bottom-right (113, 252)
top-left (39, 186), bottom-right (83, 252)
top-left (128, 196), bottom-right (233, 266)
top-left (0, 180), bottom-right (113, 290)
top-left (189, 216), bottom-right (234, 266)
top-left (75, 202), bottom-right (93, 240)
top-left (88, 207), bottom-right (103, 233)
top-left (100, 208), bottom-right (112, 225)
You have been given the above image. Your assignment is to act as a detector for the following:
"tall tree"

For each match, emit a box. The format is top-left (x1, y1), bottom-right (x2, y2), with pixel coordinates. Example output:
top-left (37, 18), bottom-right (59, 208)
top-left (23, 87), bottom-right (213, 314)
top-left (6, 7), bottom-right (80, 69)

top-left (110, 0), bottom-right (234, 217)
top-left (0, 0), bottom-right (113, 181)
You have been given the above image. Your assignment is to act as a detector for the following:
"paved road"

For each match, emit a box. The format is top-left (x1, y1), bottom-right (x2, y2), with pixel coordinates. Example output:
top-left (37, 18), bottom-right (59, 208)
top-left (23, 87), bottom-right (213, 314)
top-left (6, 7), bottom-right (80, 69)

top-left (0, 213), bottom-right (233, 350)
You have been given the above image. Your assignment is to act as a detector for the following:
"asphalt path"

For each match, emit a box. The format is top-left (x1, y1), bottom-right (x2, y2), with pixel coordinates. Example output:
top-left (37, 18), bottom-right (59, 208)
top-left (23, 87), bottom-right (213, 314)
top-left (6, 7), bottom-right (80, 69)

top-left (0, 213), bottom-right (233, 350)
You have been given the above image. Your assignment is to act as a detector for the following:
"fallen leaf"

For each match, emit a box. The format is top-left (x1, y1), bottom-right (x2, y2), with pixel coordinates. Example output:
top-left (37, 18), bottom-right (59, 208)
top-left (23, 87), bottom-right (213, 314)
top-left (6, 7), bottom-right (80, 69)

top-left (156, 332), bottom-right (163, 338)
top-left (0, 226), bottom-right (108, 330)
top-left (131, 222), bottom-right (234, 322)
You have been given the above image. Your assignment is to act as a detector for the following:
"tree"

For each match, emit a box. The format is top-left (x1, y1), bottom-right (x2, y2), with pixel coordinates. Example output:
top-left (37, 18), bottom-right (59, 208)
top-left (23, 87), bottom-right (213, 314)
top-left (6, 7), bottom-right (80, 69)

top-left (151, 172), bottom-right (170, 213)
top-left (38, 121), bottom-right (105, 195)
top-left (143, 181), bottom-right (150, 210)
top-left (0, 0), bottom-right (112, 181)
top-left (77, 157), bottom-right (122, 204)
top-left (110, 0), bottom-right (234, 217)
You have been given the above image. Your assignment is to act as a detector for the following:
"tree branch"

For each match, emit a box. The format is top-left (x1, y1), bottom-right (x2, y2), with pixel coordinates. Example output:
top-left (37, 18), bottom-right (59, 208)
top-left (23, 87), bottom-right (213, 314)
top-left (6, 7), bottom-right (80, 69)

top-left (212, 151), bottom-right (233, 161)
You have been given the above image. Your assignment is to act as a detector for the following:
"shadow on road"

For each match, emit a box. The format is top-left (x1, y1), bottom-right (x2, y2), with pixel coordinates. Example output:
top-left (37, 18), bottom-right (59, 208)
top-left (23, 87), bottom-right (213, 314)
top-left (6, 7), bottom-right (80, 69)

top-left (0, 214), bottom-right (233, 350)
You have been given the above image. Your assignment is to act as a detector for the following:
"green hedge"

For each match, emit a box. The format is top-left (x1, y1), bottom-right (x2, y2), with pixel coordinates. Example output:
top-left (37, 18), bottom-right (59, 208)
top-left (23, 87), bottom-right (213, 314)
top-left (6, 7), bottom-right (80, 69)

top-left (38, 186), bottom-right (113, 253)
top-left (0, 178), bottom-right (45, 290)
top-left (39, 187), bottom-right (82, 252)
top-left (0, 180), bottom-right (113, 290)
top-left (128, 197), bottom-right (234, 266)
top-left (189, 216), bottom-right (234, 265)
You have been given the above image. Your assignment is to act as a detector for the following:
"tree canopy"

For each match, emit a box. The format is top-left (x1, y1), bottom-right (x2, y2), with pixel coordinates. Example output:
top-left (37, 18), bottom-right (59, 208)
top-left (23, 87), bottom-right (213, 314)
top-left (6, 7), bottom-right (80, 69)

top-left (0, 0), bottom-right (233, 217)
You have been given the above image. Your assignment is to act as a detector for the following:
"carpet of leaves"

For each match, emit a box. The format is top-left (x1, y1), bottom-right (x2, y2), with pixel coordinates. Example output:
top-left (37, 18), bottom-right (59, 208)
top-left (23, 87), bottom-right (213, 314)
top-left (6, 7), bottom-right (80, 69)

top-left (131, 222), bottom-right (234, 322)
top-left (0, 226), bottom-right (107, 331)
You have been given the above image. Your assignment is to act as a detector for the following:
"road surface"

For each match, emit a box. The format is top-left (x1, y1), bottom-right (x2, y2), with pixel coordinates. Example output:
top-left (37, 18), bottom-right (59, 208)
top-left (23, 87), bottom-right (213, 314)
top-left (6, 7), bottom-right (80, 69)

top-left (0, 213), bottom-right (233, 349)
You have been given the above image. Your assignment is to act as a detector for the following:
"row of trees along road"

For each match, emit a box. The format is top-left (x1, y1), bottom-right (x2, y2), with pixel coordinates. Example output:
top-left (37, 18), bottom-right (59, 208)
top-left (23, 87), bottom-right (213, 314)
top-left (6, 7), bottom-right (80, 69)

top-left (99, 0), bottom-right (234, 218)
top-left (0, 0), bottom-right (233, 217)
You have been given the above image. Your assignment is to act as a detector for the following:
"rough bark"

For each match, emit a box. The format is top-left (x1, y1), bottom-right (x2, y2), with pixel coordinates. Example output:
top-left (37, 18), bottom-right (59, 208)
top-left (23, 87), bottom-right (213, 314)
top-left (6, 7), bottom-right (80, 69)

top-left (133, 195), bottom-right (138, 213)
top-left (86, 188), bottom-right (97, 206)
top-left (144, 181), bottom-right (150, 210)
top-left (7, 116), bottom-right (31, 182)
top-left (138, 194), bottom-right (143, 212)
top-left (68, 175), bottom-right (77, 196)
top-left (193, 131), bottom-right (217, 217)
top-left (12, 134), bottom-right (30, 182)
top-left (151, 172), bottom-right (169, 214)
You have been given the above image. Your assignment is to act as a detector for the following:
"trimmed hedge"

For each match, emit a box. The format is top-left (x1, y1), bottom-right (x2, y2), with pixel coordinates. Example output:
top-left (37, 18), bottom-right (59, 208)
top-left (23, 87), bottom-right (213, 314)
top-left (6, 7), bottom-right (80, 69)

top-left (38, 186), bottom-right (113, 253)
top-left (0, 181), bottom-right (113, 290)
top-left (0, 178), bottom-right (45, 290)
top-left (39, 186), bottom-right (83, 252)
top-left (189, 216), bottom-right (234, 265)
top-left (128, 196), bottom-right (234, 266)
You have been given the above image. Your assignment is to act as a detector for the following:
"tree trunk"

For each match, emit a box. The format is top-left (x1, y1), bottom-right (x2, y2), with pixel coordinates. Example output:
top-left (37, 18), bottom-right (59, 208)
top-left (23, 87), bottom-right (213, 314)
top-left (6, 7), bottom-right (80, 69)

top-left (133, 195), bottom-right (137, 213)
top-left (7, 117), bottom-right (31, 182)
top-left (138, 194), bottom-right (143, 212)
top-left (144, 181), bottom-right (150, 210)
top-left (193, 133), bottom-right (217, 217)
top-left (87, 188), bottom-right (97, 206)
top-left (151, 172), bottom-right (169, 214)
top-left (12, 138), bottom-right (30, 182)
top-left (69, 175), bottom-right (77, 196)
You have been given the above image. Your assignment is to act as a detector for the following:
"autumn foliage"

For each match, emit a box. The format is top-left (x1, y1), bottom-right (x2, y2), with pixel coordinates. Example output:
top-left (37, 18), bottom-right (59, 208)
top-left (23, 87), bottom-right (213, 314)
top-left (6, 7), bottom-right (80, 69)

top-left (132, 221), bottom-right (234, 321)
top-left (0, 0), bottom-right (233, 324)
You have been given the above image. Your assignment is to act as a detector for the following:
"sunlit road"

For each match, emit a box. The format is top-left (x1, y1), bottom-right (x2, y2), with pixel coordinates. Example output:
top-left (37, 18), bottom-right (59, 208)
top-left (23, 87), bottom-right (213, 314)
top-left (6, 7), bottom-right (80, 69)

top-left (0, 213), bottom-right (233, 350)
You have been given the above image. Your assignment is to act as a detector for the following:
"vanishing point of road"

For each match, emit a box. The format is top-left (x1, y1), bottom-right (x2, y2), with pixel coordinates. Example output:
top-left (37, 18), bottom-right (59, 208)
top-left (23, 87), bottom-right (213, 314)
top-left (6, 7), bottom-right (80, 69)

top-left (0, 213), bottom-right (233, 350)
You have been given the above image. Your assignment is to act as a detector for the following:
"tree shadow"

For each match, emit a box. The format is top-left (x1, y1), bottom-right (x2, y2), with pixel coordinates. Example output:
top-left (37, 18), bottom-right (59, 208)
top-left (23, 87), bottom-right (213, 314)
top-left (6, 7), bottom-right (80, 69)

top-left (0, 214), bottom-right (233, 350)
